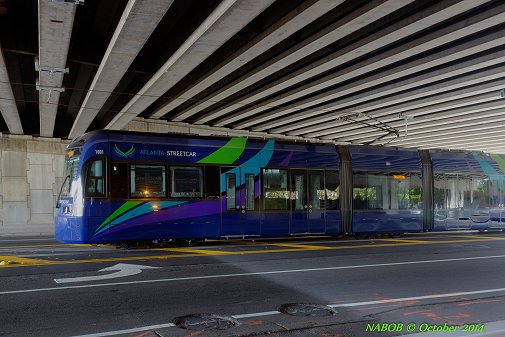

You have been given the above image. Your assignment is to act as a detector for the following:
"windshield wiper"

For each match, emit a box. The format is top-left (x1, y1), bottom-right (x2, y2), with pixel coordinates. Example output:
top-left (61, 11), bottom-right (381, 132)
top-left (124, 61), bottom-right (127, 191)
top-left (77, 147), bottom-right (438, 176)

top-left (56, 175), bottom-right (70, 208)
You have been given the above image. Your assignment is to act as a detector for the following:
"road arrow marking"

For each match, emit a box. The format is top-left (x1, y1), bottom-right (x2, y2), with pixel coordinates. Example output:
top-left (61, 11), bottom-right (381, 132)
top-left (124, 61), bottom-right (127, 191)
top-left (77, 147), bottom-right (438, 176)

top-left (54, 263), bottom-right (160, 284)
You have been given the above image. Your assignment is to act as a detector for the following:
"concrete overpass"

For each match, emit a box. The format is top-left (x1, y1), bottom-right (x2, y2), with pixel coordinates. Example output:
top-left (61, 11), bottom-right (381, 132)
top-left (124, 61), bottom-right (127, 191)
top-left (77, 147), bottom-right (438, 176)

top-left (1, 0), bottom-right (505, 151)
top-left (1, 0), bottom-right (505, 233)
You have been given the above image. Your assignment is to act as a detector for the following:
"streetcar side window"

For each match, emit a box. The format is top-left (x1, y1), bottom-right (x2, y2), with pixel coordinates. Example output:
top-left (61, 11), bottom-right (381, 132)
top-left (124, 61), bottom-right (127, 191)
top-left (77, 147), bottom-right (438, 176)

top-left (170, 166), bottom-right (203, 198)
top-left (353, 171), bottom-right (422, 210)
top-left (86, 158), bottom-right (105, 197)
top-left (389, 173), bottom-right (422, 210)
top-left (263, 168), bottom-right (289, 210)
top-left (130, 165), bottom-right (166, 198)
top-left (353, 172), bottom-right (384, 210)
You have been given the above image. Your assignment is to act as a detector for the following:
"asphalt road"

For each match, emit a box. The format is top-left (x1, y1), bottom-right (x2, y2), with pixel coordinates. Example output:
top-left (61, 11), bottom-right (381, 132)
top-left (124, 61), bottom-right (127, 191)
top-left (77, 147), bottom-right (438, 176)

top-left (1, 232), bottom-right (505, 337)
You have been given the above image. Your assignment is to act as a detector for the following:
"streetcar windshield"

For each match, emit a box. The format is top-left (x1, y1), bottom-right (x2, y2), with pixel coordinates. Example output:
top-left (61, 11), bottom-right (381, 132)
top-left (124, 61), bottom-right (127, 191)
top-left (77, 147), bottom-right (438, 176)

top-left (61, 151), bottom-right (80, 198)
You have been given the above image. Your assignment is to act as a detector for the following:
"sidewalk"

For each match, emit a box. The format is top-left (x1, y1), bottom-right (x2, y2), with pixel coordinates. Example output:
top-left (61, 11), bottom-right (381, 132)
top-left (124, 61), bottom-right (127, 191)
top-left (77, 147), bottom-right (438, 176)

top-left (0, 223), bottom-right (53, 236)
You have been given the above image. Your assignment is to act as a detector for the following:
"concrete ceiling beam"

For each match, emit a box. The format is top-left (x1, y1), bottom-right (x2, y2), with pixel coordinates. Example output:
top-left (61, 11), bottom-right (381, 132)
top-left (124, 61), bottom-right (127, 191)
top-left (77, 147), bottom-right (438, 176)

top-left (214, 0), bottom-right (496, 130)
top-left (296, 63), bottom-right (505, 140)
top-left (415, 140), bottom-right (505, 153)
top-left (68, 0), bottom-right (173, 139)
top-left (38, 0), bottom-right (77, 137)
top-left (268, 29), bottom-right (505, 134)
top-left (352, 117), bottom-right (505, 145)
top-left (288, 91), bottom-right (501, 137)
top-left (308, 97), bottom-right (505, 140)
top-left (338, 107), bottom-right (505, 142)
top-left (397, 132), bottom-right (505, 149)
top-left (454, 145), bottom-right (505, 153)
top-left (149, 0), bottom-right (346, 120)
top-left (0, 45), bottom-right (23, 134)
top-left (249, 39), bottom-right (505, 133)
top-left (184, 0), bottom-right (413, 124)
top-left (390, 126), bottom-right (505, 147)
top-left (106, 0), bottom-right (275, 130)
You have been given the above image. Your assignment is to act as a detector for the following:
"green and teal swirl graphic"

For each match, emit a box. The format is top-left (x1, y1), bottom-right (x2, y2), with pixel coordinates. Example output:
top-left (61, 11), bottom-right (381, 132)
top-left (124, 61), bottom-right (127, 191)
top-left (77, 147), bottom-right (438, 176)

top-left (114, 144), bottom-right (135, 158)
top-left (197, 138), bottom-right (247, 164)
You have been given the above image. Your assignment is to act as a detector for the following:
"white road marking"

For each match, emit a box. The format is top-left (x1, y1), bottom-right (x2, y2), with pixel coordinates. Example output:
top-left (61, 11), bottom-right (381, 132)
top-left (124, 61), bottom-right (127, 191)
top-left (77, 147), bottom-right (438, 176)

top-left (69, 323), bottom-right (176, 337)
top-left (329, 288), bottom-right (505, 307)
top-left (232, 311), bottom-right (281, 318)
top-left (2, 254), bottom-right (505, 295)
top-left (54, 263), bottom-right (159, 283)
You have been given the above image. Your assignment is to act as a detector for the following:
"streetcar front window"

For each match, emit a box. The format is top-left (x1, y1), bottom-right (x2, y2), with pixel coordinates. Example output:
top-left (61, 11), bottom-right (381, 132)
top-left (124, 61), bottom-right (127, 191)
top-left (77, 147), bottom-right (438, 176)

top-left (61, 152), bottom-right (80, 197)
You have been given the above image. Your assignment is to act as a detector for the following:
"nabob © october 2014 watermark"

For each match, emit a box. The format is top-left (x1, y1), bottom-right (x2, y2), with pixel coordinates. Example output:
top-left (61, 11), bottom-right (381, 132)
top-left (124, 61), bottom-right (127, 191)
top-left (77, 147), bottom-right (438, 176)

top-left (366, 322), bottom-right (485, 333)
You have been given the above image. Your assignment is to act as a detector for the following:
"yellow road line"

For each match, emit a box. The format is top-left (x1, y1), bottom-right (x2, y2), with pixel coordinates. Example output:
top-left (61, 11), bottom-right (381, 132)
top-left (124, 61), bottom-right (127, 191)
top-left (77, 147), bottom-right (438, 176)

top-left (0, 243), bottom-right (421, 268)
top-left (154, 248), bottom-right (236, 255)
top-left (0, 244), bottom-right (91, 249)
top-left (266, 243), bottom-right (334, 250)
top-left (432, 238), bottom-right (505, 244)
top-left (0, 253), bottom-right (200, 268)
top-left (374, 239), bottom-right (433, 244)
top-left (0, 256), bottom-right (56, 265)
top-left (2, 236), bottom-right (505, 268)
top-left (205, 240), bottom-right (260, 245)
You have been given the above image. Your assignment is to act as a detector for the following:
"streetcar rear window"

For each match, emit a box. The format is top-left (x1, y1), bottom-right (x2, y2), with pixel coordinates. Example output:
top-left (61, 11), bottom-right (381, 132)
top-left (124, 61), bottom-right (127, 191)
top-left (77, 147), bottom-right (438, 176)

top-left (130, 165), bottom-right (166, 198)
top-left (170, 166), bottom-right (203, 198)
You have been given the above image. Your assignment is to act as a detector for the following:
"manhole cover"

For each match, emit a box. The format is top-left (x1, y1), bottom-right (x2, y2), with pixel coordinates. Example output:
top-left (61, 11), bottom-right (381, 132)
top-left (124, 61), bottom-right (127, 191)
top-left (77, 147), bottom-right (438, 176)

top-left (173, 313), bottom-right (240, 330)
top-left (279, 303), bottom-right (337, 317)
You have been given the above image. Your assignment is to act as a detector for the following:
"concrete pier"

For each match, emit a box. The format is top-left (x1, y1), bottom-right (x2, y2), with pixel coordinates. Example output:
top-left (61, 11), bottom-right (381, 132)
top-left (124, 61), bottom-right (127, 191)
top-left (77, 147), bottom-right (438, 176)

top-left (0, 134), bottom-right (69, 235)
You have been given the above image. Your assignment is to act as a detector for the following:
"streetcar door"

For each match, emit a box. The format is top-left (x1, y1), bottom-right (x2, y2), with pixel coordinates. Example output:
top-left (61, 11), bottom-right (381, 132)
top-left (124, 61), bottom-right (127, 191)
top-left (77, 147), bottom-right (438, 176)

top-left (290, 170), bottom-right (326, 234)
top-left (456, 176), bottom-right (473, 229)
top-left (308, 171), bottom-right (325, 233)
top-left (433, 174), bottom-right (448, 230)
top-left (290, 170), bottom-right (308, 234)
top-left (220, 167), bottom-right (260, 237)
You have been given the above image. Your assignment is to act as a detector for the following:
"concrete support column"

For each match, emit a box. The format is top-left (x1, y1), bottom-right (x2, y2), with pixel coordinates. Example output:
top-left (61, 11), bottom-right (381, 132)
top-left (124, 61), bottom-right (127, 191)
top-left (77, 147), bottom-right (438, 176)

top-left (0, 134), bottom-right (69, 235)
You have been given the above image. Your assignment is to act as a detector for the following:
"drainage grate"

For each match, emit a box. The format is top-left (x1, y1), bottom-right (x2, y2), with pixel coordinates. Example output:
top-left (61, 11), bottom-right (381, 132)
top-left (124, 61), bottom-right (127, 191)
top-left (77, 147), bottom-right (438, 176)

top-left (173, 313), bottom-right (240, 330)
top-left (279, 303), bottom-right (337, 317)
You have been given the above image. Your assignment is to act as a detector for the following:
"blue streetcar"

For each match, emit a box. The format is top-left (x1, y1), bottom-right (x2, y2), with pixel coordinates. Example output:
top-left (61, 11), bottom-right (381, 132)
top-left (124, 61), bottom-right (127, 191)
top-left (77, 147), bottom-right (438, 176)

top-left (55, 130), bottom-right (505, 243)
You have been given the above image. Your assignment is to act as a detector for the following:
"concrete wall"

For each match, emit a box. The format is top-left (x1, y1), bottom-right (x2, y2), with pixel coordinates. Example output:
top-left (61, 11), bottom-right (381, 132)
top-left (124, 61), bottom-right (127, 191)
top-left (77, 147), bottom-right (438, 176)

top-left (0, 134), bottom-right (69, 235)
